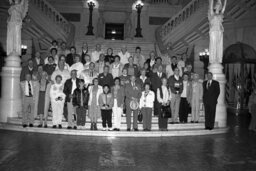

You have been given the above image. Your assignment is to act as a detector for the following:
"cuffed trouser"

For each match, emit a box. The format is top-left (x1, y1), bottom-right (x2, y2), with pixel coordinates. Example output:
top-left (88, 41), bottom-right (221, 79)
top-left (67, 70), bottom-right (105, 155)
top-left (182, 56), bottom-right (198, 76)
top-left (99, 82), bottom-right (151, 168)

top-left (112, 99), bottom-right (123, 129)
top-left (51, 100), bottom-right (64, 125)
top-left (126, 101), bottom-right (138, 129)
top-left (171, 93), bottom-right (181, 122)
top-left (191, 97), bottom-right (200, 122)
top-left (101, 109), bottom-right (112, 128)
top-left (67, 100), bottom-right (76, 127)
top-left (179, 97), bottom-right (189, 123)
top-left (22, 96), bottom-right (35, 125)
top-left (141, 107), bottom-right (152, 130)
top-left (76, 107), bottom-right (86, 126)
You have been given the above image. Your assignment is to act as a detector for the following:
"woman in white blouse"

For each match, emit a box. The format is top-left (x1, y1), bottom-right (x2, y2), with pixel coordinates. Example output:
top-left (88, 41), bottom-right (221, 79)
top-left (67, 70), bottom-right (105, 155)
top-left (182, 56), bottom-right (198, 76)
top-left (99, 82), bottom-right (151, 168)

top-left (50, 75), bottom-right (66, 129)
top-left (139, 83), bottom-right (155, 131)
top-left (157, 77), bottom-right (171, 131)
top-left (110, 55), bottom-right (123, 79)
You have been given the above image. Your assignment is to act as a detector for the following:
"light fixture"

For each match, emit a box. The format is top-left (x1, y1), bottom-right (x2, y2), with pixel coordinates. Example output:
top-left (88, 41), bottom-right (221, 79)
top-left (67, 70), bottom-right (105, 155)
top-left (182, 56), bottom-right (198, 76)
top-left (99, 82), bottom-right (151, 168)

top-left (21, 45), bottom-right (28, 55)
top-left (111, 30), bottom-right (116, 34)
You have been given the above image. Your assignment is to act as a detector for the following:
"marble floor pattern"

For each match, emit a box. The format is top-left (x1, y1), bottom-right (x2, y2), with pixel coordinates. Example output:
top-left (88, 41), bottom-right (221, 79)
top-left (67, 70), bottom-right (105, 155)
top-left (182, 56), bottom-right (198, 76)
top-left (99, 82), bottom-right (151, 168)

top-left (0, 112), bottom-right (256, 171)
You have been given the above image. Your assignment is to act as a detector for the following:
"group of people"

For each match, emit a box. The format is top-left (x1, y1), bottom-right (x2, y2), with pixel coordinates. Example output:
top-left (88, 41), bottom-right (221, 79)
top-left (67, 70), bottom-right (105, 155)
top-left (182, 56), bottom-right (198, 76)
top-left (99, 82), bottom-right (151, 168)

top-left (20, 40), bottom-right (220, 131)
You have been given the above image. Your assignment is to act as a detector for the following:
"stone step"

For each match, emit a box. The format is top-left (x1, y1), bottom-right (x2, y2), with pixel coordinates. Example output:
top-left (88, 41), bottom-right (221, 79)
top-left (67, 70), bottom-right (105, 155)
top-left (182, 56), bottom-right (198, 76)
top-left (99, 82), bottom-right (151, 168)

top-left (8, 117), bottom-right (213, 131)
top-left (0, 123), bottom-right (228, 137)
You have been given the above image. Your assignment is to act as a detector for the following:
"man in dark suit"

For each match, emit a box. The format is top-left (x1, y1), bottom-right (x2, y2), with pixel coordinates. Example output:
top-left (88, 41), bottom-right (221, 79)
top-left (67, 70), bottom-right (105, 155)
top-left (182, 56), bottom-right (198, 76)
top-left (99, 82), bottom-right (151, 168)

top-left (150, 65), bottom-right (166, 116)
top-left (203, 72), bottom-right (220, 130)
top-left (20, 59), bottom-right (36, 81)
top-left (32, 51), bottom-right (44, 67)
top-left (98, 65), bottom-right (114, 87)
top-left (125, 75), bottom-right (142, 131)
top-left (64, 70), bottom-right (81, 129)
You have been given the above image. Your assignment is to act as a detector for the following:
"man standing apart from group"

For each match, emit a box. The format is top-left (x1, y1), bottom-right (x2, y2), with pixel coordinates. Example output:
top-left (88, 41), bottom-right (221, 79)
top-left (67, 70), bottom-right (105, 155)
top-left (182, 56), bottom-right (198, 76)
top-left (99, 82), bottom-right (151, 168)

top-left (203, 72), bottom-right (220, 130)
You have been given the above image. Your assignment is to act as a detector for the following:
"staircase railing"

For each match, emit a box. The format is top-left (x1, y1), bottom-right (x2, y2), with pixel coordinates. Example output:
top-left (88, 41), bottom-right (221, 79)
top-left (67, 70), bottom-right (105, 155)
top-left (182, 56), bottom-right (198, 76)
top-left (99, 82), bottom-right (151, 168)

top-left (155, 0), bottom-right (207, 53)
top-left (30, 0), bottom-right (75, 46)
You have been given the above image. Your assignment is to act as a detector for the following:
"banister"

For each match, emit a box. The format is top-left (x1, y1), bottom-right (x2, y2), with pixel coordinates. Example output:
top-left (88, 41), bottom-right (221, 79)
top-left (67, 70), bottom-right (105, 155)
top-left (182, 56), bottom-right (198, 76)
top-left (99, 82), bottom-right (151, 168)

top-left (159, 0), bottom-right (207, 38)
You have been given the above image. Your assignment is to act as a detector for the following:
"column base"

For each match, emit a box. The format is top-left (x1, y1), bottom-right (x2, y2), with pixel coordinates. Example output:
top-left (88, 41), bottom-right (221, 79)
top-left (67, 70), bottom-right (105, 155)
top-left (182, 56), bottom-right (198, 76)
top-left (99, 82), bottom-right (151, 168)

top-left (208, 63), bottom-right (227, 128)
top-left (0, 53), bottom-right (22, 123)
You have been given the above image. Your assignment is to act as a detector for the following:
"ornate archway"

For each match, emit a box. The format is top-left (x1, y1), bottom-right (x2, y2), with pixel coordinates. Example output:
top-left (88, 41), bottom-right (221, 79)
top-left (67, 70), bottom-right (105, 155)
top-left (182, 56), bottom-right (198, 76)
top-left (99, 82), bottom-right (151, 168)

top-left (223, 42), bottom-right (256, 109)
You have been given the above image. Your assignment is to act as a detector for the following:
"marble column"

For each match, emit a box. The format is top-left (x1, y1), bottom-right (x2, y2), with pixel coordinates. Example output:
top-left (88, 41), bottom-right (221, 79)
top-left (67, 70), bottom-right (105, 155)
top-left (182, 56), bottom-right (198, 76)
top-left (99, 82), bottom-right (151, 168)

top-left (0, 52), bottom-right (22, 122)
top-left (208, 63), bottom-right (227, 128)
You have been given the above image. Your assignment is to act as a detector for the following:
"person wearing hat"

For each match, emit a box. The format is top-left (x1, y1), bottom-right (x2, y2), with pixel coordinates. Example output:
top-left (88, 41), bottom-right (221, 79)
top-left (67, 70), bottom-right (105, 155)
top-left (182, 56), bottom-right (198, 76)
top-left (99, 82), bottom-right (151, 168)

top-left (125, 75), bottom-right (142, 131)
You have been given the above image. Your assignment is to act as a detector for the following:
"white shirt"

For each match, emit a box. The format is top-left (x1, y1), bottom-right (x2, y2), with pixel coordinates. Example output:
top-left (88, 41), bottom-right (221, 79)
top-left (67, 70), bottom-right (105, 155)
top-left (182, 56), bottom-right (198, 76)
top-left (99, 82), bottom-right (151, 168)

top-left (51, 69), bottom-right (71, 84)
top-left (150, 60), bottom-right (155, 67)
top-left (139, 90), bottom-right (155, 108)
top-left (181, 81), bottom-right (188, 98)
top-left (140, 76), bottom-right (147, 83)
top-left (25, 81), bottom-right (33, 96)
top-left (157, 86), bottom-right (170, 104)
top-left (71, 79), bottom-right (77, 94)
top-left (69, 62), bottom-right (84, 77)
top-left (44, 55), bottom-right (59, 64)
top-left (91, 50), bottom-right (103, 63)
top-left (118, 51), bottom-right (131, 65)
top-left (55, 63), bottom-right (70, 71)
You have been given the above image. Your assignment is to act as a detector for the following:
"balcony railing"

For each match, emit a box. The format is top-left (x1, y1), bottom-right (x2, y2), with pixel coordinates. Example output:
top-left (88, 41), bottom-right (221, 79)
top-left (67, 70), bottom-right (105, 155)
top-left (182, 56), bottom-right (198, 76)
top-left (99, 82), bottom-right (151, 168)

top-left (30, 0), bottom-right (75, 45)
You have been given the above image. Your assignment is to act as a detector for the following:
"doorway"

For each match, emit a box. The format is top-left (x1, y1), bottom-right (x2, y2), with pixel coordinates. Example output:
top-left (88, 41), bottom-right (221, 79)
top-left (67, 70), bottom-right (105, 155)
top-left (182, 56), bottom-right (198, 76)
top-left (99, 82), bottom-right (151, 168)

top-left (105, 23), bottom-right (124, 40)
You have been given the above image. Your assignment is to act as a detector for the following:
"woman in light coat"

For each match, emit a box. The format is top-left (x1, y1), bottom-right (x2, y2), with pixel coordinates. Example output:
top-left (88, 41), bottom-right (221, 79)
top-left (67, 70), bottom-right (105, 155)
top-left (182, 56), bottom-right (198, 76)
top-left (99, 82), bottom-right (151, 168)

top-left (88, 78), bottom-right (103, 130)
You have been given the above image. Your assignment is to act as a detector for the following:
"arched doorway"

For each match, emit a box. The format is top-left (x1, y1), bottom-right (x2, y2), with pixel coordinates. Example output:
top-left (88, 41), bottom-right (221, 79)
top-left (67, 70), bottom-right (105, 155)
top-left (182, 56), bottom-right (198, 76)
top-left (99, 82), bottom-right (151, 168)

top-left (223, 42), bottom-right (256, 109)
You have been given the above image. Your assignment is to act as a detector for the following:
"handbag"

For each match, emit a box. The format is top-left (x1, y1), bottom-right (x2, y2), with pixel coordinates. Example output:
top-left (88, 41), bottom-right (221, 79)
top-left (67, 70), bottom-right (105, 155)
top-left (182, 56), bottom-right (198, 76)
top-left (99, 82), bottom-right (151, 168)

top-left (161, 105), bottom-right (172, 118)
top-left (138, 110), bottom-right (143, 122)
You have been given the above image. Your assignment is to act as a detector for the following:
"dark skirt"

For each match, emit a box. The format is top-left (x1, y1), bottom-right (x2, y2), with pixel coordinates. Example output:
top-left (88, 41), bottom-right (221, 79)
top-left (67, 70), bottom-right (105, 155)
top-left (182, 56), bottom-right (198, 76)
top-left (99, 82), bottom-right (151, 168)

top-left (38, 91), bottom-right (46, 115)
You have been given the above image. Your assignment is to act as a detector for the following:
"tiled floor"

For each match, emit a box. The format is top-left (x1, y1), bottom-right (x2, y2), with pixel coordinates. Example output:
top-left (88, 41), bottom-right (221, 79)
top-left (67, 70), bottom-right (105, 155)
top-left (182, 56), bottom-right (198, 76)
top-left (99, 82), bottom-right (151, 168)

top-left (0, 112), bottom-right (256, 171)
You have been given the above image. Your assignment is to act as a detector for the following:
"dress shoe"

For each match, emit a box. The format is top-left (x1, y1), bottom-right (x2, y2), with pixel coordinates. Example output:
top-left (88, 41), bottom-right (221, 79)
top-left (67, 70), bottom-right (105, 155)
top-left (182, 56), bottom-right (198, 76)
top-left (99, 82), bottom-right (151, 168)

top-left (195, 121), bottom-right (199, 123)
top-left (191, 121), bottom-right (194, 123)
top-left (170, 122), bottom-right (174, 124)
top-left (127, 128), bottom-right (131, 131)
top-left (29, 124), bottom-right (34, 127)
top-left (38, 124), bottom-right (42, 128)
top-left (134, 128), bottom-right (139, 131)
top-left (67, 126), bottom-right (72, 129)
top-left (44, 125), bottom-right (48, 128)
top-left (113, 128), bottom-right (118, 131)
top-left (116, 129), bottom-right (120, 131)
top-left (22, 124), bottom-right (27, 128)
top-left (58, 125), bottom-right (62, 129)
top-left (73, 126), bottom-right (77, 130)
top-left (52, 125), bottom-right (57, 128)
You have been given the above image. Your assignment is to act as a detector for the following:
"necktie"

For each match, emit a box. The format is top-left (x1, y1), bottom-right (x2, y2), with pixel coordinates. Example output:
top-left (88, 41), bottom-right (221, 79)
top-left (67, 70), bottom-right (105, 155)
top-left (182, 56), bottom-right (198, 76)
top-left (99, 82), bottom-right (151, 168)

top-left (28, 81), bottom-right (32, 96)
top-left (207, 81), bottom-right (210, 89)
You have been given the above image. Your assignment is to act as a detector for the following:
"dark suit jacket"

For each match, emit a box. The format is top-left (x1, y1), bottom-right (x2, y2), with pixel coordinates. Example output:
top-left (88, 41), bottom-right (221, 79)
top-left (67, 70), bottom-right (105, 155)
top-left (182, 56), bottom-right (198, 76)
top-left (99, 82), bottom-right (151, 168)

top-left (20, 66), bottom-right (36, 81)
top-left (66, 53), bottom-right (75, 66)
top-left (168, 75), bottom-right (183, 94)
top-left (150, 72), bottom-right (166, 92)
top-left (72, 87), bottom-right (89, 108)
top-left (63, 78), bottom-right (81, 102)
top-left (98, 73), bottom-right (114, 87)
top-left (123, 63), bottom-right (139, 77)
top-left (203, 80), bottom-right (220, 105)
top-left (125, 82), bottom-right (142, 103)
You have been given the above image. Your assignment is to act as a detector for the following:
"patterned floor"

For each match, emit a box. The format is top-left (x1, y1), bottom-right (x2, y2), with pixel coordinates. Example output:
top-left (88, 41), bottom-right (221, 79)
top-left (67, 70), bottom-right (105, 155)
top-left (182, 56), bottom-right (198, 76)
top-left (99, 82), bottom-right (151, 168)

top-left (0, 112), bottom-right (255, 171)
